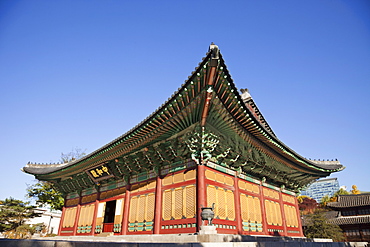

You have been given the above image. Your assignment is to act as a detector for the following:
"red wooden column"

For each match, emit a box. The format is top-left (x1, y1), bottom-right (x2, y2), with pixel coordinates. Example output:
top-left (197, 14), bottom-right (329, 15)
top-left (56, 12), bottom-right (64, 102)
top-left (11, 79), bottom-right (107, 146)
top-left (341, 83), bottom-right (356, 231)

top-left (196, 164), bottom-right (206, 231)
top-left (233, 175), bottom-right (242, 234)
top-left (278, 190), bottom-right (288, 236)
top-left (259, 183), bottom-right (268, 235)
top-left (57, 204), bottom-right (66, 235)
top-left (154, 174), bottom-right (163, 234)
top-left (121, 184), bottom-right (131, 235)
top-left (294, 195), bottom-right (304, 237)
top-left (91, 192), bottom-right (100, 235)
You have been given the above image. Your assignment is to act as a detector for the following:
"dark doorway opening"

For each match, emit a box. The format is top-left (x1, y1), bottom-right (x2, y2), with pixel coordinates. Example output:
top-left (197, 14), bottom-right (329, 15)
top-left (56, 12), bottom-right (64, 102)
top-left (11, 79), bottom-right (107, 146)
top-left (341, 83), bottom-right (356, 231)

top-left (104, 200), bottom-right (116, 223)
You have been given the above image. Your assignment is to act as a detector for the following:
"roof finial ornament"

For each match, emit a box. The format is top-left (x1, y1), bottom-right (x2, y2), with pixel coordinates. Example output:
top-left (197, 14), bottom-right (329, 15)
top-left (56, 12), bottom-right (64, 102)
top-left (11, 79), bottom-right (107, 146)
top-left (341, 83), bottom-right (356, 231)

top-left (209, 42), bottom-right (219, 59)
top-left (240, 88), bottom-right (252, 101)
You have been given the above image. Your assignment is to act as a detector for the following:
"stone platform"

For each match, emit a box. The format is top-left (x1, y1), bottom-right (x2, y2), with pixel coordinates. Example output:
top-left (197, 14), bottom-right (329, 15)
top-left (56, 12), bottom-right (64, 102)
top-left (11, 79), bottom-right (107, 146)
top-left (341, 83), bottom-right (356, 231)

top-left (0, 234), bottom-right (368, 247)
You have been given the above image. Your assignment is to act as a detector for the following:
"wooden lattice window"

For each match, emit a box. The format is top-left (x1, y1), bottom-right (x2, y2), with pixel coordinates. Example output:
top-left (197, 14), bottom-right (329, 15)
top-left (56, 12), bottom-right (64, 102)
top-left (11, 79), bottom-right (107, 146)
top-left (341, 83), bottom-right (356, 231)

top-left (62, 207), bottom-right (77, 228)
top-left (129, 193), bottom-right (155, 223)
top-left (265, 200), bottom-right (282, 226)
top-left (78, 204), bottom-right (95, 226)
top-left (207, 185), bottom-right (235, 221)
top-left (240, 193), bottom-right (262, 223)
top-left (284, 204), bottom-right (298, 227)
top-left (162, 189), bottom-right (172, 220)
top-left (184, 185), bottom-right (196, 218)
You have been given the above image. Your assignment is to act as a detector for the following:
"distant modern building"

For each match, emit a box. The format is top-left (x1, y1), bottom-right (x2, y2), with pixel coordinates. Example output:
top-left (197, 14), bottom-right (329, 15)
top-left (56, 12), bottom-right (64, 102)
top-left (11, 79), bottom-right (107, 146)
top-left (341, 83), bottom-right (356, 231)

top-left (300, 178), bottom-right (340, 202)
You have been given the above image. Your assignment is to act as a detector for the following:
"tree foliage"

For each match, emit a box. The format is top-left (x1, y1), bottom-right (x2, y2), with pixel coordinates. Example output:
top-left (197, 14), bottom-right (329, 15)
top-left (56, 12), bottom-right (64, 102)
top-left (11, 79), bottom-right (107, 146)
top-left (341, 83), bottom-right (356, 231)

top-left (351, 185), bottom-right (360, 194)
top-left (298, 197), bottom-right (318, 214)
top-left (304, 209), bottom-right (345, 242)
top-left (27, 181), bottom-right (64, 211)
top-left (0, 198), bottom-right (41, 237)
top-left (60, 147), bottom-right (86, 163)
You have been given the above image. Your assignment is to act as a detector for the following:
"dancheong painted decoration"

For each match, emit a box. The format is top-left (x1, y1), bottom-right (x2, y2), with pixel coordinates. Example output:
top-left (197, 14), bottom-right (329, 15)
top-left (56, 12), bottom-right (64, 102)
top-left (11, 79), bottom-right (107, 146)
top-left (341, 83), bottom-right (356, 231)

top-left (23, 44), bottom-right (344, 237)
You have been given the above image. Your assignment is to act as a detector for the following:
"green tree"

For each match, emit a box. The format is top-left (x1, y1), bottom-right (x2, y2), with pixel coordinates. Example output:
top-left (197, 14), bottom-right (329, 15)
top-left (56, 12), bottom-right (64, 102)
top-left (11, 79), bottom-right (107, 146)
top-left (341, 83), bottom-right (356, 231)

top-left (26, 181), bottom-right (64, 211)
top-left (304, 209), bottom-right (345, 242)
top-left (320, 194), bottom-right (331, 207)
top-left (0, 198), bottom-right (41, 238)
top-left (333, 188), bottom-right (350, 197)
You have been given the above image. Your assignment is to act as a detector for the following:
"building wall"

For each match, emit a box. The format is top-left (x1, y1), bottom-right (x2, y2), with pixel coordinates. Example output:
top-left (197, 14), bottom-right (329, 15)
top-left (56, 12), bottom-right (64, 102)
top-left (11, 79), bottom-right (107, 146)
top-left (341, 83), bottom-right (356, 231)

top-left (27, 208), bottom-right (61, 235)
top-left (58, 161), bottom-right (303, 237)
top-left (300, 178), bottom-right (340, 202)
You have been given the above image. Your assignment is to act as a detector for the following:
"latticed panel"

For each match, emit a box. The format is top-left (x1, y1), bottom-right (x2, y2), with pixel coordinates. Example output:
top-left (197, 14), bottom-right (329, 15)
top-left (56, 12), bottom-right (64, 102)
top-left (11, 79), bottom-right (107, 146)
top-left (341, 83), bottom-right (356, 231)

top-left (238, 181), bottom-right (246, 191)
top-left (184, 170), bottom-right (196, 181)
top-left (174, 187), bottom-right (183, 219)
top-left (216, 173), bottom-right (225, 184)
top-left (282, 194), bottom-right (295, 204)
top-left (240, 194), bottom-right (248, 221)
top-left (253, 197), bottom-right (262, 223)
top-left (163, 176), bottom-right (173, 186)
top-left (226, 190), bottom-right (235, 220)
top-left (185, 185), bottom-right (196, 218)
top-left (146, 193), bottom-right (155, 222)
top-left (137, 195), bottom-right (146, 222)
top-left (130, 184), bottom-right (140, 193)
top-left (276, 202), bottom-right (282, 226)
top-left (147, 180), bottom-right (156, 190)
top-left (248, 196), bottom-right (255, 222)
top-left (225, 176), bottom-right (234, 186)
top-left (284, 204), bottom-right (291, 227)
top-left (95, 202), bottom-right (105, 226)
top-left (217, 187), bottom-right (226, 220)
top-left (129, 196), bottom-right (138, 223)
top-left (284, 204), bottom-right (298, 227)
top-left (205, 170), bottom-right (215, 181)
top-left (63, 207), bottom-right (77, 228)
top-left (271, 201), bottom-right (277, 225)
top-left (79, 205), bottom-right (92, 226)
top-left (265, 200), bottom-right (272, 225)
top-left (137, 182), bottom-right (147, 192)
top-left (291, 206), bottom-right (298, 227)
top-left (77, 206), bottom-right (85, 226)
top-left (252, 184), bottom-right (260, 194)
top-left (173, 172), bottom-right (184, 184)
top-left (207, 185), bottom-right (217, 216)
top-left (162, 189), bottom-right (172, 220)
top-left (66, 198), bottom-right (79, 207)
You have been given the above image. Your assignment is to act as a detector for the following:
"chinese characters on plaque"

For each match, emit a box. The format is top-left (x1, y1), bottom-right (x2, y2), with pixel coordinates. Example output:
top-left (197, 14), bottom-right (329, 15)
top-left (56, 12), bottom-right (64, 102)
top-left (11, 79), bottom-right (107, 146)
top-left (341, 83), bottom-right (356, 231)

top-left (87, 164), bottom-right (113, 181)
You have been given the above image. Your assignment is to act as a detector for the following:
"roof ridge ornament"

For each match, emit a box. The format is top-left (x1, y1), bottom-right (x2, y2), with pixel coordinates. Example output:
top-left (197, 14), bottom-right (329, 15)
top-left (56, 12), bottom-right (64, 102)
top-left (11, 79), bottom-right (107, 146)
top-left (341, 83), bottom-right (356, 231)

top-left (209, 42), bottom-right (219, 60)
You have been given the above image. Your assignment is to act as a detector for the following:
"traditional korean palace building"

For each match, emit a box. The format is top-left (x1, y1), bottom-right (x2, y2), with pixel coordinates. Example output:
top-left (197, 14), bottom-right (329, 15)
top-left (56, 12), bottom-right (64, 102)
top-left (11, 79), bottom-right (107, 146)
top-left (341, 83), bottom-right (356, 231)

top-left (328, 194), bottom-right (370, 242)
top-left (23, 44), bottom-right (344, 237)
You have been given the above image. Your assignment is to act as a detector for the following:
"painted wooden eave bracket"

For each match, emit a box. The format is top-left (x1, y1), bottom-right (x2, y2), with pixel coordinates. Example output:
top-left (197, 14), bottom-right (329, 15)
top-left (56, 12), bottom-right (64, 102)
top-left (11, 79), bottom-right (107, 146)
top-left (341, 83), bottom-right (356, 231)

top-left (200, 43), bottom-right (219, 127)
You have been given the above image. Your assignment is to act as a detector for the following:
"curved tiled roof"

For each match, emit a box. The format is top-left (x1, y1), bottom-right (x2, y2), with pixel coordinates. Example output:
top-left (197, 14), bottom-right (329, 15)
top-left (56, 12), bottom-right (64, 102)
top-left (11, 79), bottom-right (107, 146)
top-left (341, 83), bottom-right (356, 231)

top-left (23, 44), bottom-right (344, 188)
top-left (328, 194), bottom-right (370, 208)
top-left (328, 215), bottom-right (370, 225)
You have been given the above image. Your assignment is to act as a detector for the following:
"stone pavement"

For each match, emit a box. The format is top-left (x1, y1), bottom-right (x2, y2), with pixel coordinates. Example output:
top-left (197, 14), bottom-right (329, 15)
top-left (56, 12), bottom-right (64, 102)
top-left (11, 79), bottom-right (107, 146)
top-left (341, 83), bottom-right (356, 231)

top-left (0, 234), bottom-right (368, 247)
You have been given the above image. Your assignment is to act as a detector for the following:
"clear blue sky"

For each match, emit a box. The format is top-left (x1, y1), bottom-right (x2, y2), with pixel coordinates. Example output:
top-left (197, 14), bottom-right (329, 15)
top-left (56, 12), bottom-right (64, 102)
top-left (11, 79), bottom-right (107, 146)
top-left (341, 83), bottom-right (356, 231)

top-left (1, 0), bottom-right (369, 202)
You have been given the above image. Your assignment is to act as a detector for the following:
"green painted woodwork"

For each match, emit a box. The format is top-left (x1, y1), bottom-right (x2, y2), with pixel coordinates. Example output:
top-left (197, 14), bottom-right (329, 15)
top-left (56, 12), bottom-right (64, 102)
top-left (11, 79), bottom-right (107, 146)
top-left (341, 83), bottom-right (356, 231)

top-left (25, 46), bottom-right (343, 196)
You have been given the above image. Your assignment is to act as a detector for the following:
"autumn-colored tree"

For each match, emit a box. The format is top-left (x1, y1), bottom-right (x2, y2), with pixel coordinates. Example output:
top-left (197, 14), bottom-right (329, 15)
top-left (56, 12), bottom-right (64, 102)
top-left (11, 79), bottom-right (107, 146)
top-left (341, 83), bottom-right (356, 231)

top-left (298, 197), bottom-right (318, 214)
top-left (351, 185), bottom-right (360, 194)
